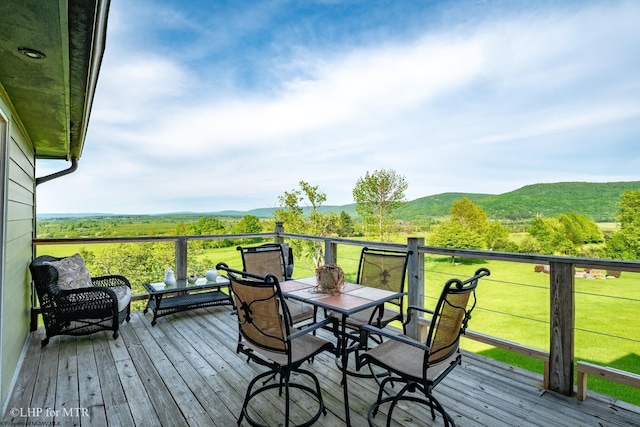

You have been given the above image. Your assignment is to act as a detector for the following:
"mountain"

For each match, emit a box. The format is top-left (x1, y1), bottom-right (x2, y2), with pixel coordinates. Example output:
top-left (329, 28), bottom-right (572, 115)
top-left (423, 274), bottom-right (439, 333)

top-left (217, 204), bottom-right (358, 218)
top-left (38, 181), bottom-right (640, 222)
top-left (471, 181), bottom-right (640, 221)
top-left (217, 182), bottom-right (639, 222)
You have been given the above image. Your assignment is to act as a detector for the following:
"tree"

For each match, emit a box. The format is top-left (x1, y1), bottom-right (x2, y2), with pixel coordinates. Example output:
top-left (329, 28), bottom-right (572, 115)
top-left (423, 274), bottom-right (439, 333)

top-left (337, 211), bottom-right (355, 237)
top-left (431, 197), bottom-right (509, 251)
top-left (353, 169), bottom-right (408, 241)
top-left (428, 220), bottom-right (485, 250)
top-left (274, 181), bottom-right (337, 269)
top-left (232, 215), bottom-right (264, 244)
top-left (557, 212), bottom-right (603, 244)
top-left (83, 242), bottom-right (214, 311)
top-left (527, 217), bottom-right (576, 255)
top-left (450, 197), bottom-right (488, 235)
top-left (527, 213), bottom-right (603, 256)
top-left (606, 189), bottom-right (640, 260)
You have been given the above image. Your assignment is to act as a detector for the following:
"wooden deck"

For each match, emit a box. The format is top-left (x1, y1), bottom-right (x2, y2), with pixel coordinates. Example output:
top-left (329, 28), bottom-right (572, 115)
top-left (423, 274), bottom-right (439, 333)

top-left (4, 305), bottom-right (639, 427)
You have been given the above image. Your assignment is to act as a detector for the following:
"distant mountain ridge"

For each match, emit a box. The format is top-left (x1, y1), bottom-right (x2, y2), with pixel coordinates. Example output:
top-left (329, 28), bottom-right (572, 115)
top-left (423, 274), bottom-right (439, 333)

top-left (39, 181), bottom-right (640, 222)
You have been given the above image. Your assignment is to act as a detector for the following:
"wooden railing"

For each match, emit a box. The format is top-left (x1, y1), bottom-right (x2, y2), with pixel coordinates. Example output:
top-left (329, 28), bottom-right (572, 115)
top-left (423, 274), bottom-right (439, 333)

top-left (33, 222), bottom-right (640, 400)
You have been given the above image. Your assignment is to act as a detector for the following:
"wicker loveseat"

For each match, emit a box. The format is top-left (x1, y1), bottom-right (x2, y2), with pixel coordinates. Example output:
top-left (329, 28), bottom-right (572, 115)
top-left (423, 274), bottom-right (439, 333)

top-left (29, 254), bottom-right (132, 346)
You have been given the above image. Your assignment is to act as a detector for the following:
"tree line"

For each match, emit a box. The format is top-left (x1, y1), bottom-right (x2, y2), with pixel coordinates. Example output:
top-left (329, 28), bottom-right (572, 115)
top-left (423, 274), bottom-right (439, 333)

top-left (38, 169), bottom-right (640, 281)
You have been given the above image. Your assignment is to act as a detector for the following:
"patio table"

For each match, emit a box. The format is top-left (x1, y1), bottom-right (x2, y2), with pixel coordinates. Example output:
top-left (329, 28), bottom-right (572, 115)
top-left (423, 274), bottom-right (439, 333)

top-left (280, 276), bottom-right (404, 427)
top-left (143, 277), bottom-right (232, 325)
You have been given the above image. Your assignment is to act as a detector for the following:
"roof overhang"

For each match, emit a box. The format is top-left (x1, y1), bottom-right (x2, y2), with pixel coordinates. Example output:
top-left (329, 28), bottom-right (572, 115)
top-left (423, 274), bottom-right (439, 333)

top-left (0, 0), bottom-right (110, 160)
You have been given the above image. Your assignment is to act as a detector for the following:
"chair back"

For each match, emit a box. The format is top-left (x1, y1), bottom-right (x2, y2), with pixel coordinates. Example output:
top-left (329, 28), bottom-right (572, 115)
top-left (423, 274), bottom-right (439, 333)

top-left (219, 264), bottom-right (292, 354)
top-left (357, 247), bottom-right (410, 306)
top-left (426, 268), bottom-right (490, 364)
top-left (238, 244), bottom-right (288, 281)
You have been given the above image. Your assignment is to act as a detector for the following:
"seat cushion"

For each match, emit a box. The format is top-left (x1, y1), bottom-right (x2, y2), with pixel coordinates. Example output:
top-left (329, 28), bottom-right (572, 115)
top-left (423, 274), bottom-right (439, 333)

top-left (44, 253), bottom-right (92, 290)
top-left (243, 333), bottom-right (332, 366)
top-left (112, 286), bottom-right (132, 312)
top-left (365, 338), bottom-right (459, 382)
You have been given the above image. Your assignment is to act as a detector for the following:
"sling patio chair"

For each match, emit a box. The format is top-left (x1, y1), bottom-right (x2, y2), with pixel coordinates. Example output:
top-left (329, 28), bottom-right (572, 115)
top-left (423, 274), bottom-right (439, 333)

top-left (328, 247), bottom-right (410, 376)
top-left (216, 263), bottom-right (337, 427)
top-left (237, 243), bottom-right (315, 326)
top-left (29, 254), bottom-right (132, 346)
top-left (357, 267), bottom-right (490, 427)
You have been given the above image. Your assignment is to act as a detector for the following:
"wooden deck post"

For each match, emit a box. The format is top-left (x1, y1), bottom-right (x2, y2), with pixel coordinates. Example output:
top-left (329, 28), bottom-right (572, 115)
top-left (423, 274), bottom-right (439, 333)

top-left (548, 261), bottom-right (575, 395)
top-left (175, 237), bottom-right (188, 280)
top-left (406, 237), bottom-right (424, 340)
top-left (324, 239), bottom-right (337, 265)
top-left (274, 221), bottom-right (284, 244)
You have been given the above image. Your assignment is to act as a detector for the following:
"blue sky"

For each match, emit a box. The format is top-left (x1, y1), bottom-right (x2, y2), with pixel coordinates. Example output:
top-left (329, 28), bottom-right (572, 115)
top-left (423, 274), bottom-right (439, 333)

top-left (37, 0), bottom-right (640, 214)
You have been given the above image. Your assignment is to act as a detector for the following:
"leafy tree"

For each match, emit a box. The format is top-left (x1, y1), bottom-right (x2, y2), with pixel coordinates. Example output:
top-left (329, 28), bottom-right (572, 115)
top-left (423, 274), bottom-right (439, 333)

top-left (558, 212), bottom-right (603, 244)
top-left (618, 189), bottom-right (640, 230)
top-left (486, 220), bottom-right (510, 250)
top-left (527, 217), bottom-right (576, 255)
top-left (451, 197), bottom-right (489, 234)
top-left (353, 169), bottom-right (408, 241)
top-left (274, 181), bottom-right (337, 269)
top-left (428, 220), bottom-right (485, 250)
top-left (528, 213), bottom-right (603, 255)
top-left (430, 197), bottom-right (509, 251)
top-left (518, 235), bottom-right (542, 254)
top-left (606, 189), bottom-right (640, 260)
top-left (83, 242), bottom-right (213, 311)
top-left (232, 215), bottom-right (264, 244)
top-left (337, 211), bottom-right (355, 236)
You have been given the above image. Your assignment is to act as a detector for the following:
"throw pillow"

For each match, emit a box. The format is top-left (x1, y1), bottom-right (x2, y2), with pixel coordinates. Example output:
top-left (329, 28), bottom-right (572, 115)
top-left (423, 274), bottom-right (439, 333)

top-left (44, 253), bottom-right (93, 290)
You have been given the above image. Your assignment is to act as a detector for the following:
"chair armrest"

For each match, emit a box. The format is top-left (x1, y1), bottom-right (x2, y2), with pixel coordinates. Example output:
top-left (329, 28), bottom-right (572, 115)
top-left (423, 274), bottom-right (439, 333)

top-left (288, 318), bottom-right (337, 340)
top-left (91, 275), bottom-right (131, 288)
top-left (361, 324), bottom-right (429, 351)
top-left (404, 305), bottom-right (435, 326)
top-left (407, 305), bottom-right (434, 315)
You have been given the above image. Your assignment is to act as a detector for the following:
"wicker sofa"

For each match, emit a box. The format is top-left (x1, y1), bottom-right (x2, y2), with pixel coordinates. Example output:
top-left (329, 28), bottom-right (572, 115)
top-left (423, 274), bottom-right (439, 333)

top-left (29, 254), bottom-right (132, 346)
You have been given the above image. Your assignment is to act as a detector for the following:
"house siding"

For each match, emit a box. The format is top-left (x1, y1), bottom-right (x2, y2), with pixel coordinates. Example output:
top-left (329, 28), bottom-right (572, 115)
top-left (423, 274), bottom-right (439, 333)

top-left (0, 91), bottom-right (35, 409)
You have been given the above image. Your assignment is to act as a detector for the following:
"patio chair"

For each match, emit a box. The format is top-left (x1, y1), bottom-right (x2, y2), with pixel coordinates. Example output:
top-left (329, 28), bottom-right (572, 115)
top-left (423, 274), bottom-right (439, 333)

top-left (358, 267), bottom-right (490, 426)
top-left (344, 247), bottom-right (410, 332)
top-left (328, 247), bottom-right (410, 374)
top-left (237, 243), bottom-right (314, 326)
top-left (216, 263), bottom-right (337, 427)
top-left (29, 254), bottom-right (132, 346)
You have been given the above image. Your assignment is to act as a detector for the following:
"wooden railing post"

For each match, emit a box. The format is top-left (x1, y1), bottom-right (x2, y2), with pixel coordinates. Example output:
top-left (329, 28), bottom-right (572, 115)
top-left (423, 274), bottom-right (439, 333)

top-left (548, 261), bottom-right (575, 395)
top-left (274, 222), bottom-right (284, 244)
top-left (406, 237), bottom-right (424, 340)
top-left (324, 239), bottom-right (337, 265)
top-left (176, 237), bottom-right (188, 280)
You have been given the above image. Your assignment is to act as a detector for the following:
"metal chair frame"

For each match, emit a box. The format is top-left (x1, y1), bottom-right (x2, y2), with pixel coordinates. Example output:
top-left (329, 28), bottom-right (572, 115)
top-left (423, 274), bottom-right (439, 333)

top-left (358, 268), bottom-right (490, 427)
top-left (217, 263), bottom-right (336, 427)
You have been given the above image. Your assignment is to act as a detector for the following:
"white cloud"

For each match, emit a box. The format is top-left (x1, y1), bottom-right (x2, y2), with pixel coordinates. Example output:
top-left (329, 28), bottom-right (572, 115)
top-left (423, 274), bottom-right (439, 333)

top-left (36, 0), bottom-right (640, 214)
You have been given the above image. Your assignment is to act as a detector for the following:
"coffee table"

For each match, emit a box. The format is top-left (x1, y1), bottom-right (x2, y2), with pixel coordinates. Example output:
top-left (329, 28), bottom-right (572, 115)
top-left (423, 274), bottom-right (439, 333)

top-left (143, 277), bottom-right (233, 325)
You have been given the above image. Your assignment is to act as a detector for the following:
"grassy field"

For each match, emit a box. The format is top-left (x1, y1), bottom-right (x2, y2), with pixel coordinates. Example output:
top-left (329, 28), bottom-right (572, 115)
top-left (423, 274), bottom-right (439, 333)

top-left (36, 241), bottom-right (640, 406)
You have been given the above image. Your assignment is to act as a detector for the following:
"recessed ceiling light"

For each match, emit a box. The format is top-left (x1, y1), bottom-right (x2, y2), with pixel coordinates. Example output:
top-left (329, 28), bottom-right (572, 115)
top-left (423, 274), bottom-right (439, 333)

top-left (18, 47), bottom-right (46, 60)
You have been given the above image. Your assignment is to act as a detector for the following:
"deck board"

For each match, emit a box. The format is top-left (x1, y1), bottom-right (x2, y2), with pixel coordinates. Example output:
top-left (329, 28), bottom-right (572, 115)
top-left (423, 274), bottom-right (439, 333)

top-left (3, 306), bottom-right (639, 427)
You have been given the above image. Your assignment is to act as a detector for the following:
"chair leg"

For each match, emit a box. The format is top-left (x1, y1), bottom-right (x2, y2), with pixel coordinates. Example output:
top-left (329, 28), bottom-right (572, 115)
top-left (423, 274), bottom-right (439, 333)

top-left (284, 373), bottom-right (291, 427)
top-left (238, 370), bottom-right (270, 426)
top-left (427, 393), bottom-right (455, 427)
